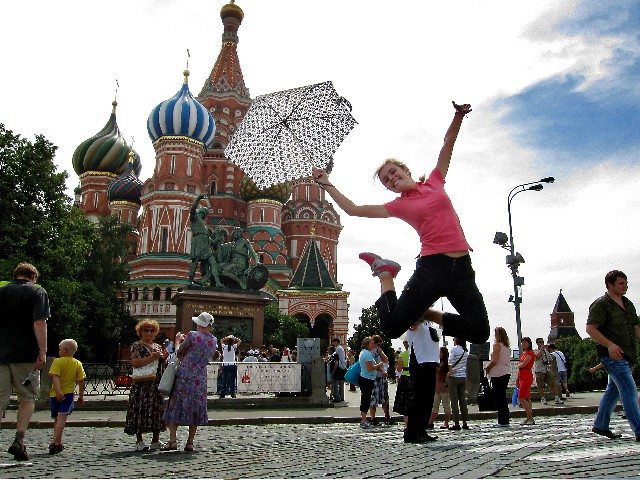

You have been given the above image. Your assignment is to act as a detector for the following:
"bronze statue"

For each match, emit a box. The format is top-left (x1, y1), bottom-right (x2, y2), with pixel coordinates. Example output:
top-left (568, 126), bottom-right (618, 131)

top-left (218, 227), bottom-right (261, 290)
top-left (188, 194), bottom-right (221, 286)
top-left (188, 197), bottom-right (267, 290)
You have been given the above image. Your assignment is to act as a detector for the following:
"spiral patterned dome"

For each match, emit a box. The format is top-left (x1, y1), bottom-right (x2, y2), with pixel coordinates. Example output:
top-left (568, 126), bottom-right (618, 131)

top-left (239, 175), bottom-right (292, 204)
top-left (72, 101), bottom-right (142, 177)
top-left (106, 152), bottom-right (143, 204)
top-left (147, 70), bottom-right (216, 148)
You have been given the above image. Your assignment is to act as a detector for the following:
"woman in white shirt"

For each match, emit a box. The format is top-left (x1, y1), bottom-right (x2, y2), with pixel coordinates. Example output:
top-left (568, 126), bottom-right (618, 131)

top-left (485, 326), bottom-right (512, 427)
top-left (447, 337), bottom-right (469, 430)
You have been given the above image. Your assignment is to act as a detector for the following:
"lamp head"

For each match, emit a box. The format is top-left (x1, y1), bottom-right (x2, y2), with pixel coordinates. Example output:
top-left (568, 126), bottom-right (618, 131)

top-left (493, 232), bottom-right (508, 246)
top-left (527, 184), bottom-right (543, 192)
top-left (540, 177), bottom-right (555, 184)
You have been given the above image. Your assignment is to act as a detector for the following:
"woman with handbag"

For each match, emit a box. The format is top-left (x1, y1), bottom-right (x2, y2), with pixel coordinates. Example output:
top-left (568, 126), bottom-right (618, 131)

top-left (485, 326), bottom-right (512, 427)
top-left (358, 337), bottom-right (384, 429)
top-left (124, 320), bottom-right (166, 451)
top-left (162, 312), bottom-right (217, 452)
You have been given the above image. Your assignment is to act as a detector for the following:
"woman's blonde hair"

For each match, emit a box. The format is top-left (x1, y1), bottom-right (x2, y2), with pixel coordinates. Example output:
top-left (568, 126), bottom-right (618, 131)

top-left (135, 319), bottom-right (159, 338)
top-left (374, 158), bottom-right (426, 183)
top-left (59, 338), bottom-right (78, 355)
top-left (361, 336), bottom-right (372, 350)
top-left (494, 326), bottom-right (511, 348)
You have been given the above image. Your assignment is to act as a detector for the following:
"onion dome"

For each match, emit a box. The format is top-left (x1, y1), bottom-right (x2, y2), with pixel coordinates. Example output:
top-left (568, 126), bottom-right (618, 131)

top-left (72, 101), bottom-right (142, 177)
top-left (147, 70), bottom-right (216, 148)
top-left (239, 175), bottom-right (292, 204)
top-left (106, 152), bottom-right (143, 204)
top-left (221, 1), bottom-right (243, 22)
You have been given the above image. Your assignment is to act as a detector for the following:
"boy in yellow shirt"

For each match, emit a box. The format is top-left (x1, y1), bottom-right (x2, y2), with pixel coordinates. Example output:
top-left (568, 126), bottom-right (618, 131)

top-left (48, 339), bottom-right (86, 454)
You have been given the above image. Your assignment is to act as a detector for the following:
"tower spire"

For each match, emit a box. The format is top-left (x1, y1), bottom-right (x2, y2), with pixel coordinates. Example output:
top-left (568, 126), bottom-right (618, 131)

top-left (199, 1), bottom-right (249, 98)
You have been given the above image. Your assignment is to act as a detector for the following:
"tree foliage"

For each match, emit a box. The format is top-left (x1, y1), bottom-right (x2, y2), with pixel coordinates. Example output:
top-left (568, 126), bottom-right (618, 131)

top-left (0, 124), bottom-right (69, 266)
top-left (0, 124), bottom-right (136, 362)
top-left (262, 304), bottom-right (309, 349)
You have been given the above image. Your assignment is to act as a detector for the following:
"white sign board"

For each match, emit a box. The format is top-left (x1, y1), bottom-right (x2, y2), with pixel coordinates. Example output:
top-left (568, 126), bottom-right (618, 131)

top-left (206, 362), bottom-right (301, 394)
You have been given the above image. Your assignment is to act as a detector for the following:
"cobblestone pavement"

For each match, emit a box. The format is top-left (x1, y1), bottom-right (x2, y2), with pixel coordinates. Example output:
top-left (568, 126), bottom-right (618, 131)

top-left (0, 413), bottom-right (638, 479)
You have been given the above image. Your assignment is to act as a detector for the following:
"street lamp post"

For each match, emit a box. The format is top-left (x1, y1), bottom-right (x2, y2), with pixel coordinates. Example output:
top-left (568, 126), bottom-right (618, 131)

top-left (494, 177), bottom-right (554, 356)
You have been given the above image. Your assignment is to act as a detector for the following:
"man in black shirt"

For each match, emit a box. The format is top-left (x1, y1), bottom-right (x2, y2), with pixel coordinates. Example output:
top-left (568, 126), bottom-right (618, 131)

top-left (586, 270), bottom-right (640, 441)
top-left (0, 263), bottom-right (50, 461)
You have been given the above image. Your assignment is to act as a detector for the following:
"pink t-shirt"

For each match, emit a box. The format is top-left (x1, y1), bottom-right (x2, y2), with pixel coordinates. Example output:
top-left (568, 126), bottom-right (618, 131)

top-left (384, 168), bottom-right (471, 256)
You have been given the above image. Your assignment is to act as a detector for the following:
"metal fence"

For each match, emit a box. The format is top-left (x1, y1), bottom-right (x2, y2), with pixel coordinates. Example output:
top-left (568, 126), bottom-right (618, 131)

top-left (79, 361), bottom-right (312, 397)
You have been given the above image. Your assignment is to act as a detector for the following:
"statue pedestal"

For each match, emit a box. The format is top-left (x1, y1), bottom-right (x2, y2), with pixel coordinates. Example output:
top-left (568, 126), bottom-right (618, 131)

top-left (172, 288), bottom-right (272, 348)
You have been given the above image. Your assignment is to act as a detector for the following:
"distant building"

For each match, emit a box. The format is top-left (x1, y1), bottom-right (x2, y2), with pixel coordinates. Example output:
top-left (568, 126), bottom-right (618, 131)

top-left (71, 1), bottom-right (350, 347)
top-left (548, 289), bottom-right (580, 342)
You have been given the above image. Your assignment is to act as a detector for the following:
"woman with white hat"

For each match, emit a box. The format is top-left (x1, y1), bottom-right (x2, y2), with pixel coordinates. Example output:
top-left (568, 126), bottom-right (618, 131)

top-left (162, 312), bottom-right (217, 452)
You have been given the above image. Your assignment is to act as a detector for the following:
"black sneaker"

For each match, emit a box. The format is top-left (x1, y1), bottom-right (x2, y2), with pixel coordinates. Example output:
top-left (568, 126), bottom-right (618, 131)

top-left (8, 441), bottom-right (29, 461)
top-left (370, 419), bottom-right (381, 426)
top-left (404, 433), bottom-right (437, 443)
top-left (385, 418), bottom-right (396, 426)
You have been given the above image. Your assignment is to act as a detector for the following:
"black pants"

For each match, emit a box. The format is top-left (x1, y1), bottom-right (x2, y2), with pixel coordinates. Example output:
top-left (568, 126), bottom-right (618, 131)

top-left (491, 374), bottom-right (511, 425)
top-left (358, 376), bottom-right (375, 414)
top-left (405, 360), bottom-right (437, 439)
top-left (377, 254), bottom-right (490, 344)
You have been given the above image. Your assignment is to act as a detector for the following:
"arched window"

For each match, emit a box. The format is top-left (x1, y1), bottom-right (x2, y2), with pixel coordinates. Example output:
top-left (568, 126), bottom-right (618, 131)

top-left (153, 287), bottom-right (161, 301)
top-left (142, 287), bottom-right (149, 300)
top-left (165, 287), bottom-right (172, 301)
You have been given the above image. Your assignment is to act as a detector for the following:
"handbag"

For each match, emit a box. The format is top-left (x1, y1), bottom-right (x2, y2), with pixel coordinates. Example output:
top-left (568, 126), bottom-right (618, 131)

top-left (344, 361), bottom-right (361, 387)
top-left (131, 359), bottom-right (159, 382)
top-left (512, 387), bottom-right (520, 407)
top-left (333, 366), bottom-right (347, 380)
top-left (477, 376), bottom-right (496, 411)
top-left (158, 355), bottom-right (178, 397)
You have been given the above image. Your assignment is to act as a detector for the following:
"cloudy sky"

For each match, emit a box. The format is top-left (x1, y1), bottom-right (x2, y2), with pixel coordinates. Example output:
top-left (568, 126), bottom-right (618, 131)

top-left (3, 0), bottom-right (639, 349)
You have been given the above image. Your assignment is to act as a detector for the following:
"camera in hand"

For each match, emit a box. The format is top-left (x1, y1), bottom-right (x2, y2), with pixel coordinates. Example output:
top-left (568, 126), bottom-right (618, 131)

top-left (22, 371), bottom-right (38, 386)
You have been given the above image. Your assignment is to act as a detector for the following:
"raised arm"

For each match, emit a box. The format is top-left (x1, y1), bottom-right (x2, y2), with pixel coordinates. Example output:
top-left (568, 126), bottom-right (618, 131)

top-left (311, 167), bottom-right (390, 218)
top-left (436, 102), bottom-right (472, 179)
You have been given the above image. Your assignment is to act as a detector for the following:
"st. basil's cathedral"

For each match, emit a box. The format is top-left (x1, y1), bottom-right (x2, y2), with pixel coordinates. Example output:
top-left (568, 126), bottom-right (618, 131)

top-left (71, 1), bottom-right (349, 350)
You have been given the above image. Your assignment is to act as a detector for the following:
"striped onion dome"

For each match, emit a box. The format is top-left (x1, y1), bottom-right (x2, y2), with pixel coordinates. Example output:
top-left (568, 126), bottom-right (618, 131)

top-left (72, 101), bottom-right (142, 176)
top-left (239, 175), bottom-right (292, 204)
top-left (106, 152), bottom-right (143, 204)
top-left (147, 70), bottom-right (216, 148)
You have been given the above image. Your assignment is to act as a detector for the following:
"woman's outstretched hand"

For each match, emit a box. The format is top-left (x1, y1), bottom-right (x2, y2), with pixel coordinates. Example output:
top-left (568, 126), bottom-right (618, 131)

top-left (452, 101), bottom-right (472, 115)
top-left (311, 167), bottom-right (330, 186)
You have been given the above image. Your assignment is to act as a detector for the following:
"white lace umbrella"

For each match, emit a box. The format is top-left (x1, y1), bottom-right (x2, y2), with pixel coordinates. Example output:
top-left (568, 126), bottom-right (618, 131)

top-left (224, 81), bottom-right (357, 189)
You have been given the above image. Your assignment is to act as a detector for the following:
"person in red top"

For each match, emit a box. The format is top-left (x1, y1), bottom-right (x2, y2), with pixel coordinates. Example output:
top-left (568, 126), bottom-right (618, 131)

top-left (518, 337), bottom-right (537, 425)
top-left (312, 102), bottom-right (489, 345)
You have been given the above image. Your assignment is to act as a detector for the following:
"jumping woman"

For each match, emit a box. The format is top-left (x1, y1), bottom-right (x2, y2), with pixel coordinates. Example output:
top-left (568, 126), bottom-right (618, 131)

top-left (312, 101), bottom-right (489, 345)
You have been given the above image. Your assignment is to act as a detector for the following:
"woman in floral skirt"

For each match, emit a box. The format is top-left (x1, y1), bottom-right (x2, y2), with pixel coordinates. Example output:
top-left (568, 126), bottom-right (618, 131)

top-left (162, 312), bottom-right (217, 452)
top-left (124, 319), bottom-right (167, 451)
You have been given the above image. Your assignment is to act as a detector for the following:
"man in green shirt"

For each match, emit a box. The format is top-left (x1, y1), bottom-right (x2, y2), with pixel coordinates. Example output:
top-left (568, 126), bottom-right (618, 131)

top-left (586, 270), bottom-right (640, 441)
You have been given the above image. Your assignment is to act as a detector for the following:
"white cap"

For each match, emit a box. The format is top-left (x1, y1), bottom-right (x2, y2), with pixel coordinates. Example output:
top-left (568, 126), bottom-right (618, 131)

top-left (192, 312), bottom-right (214, 327)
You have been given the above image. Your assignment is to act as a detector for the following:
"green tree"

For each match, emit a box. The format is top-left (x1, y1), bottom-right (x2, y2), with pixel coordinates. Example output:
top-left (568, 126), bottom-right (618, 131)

top-left (0, 124), bottom-right (69, 267)
top-left (262, 304), bottom-right (309, 349)
top-left (347, 305), bottom-right (395, 371)
top-left (0, 124), bottom-right (136, 362)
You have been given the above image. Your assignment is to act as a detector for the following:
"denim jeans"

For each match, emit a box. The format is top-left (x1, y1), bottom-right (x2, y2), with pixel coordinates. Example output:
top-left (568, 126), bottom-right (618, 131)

top-left (331, 378), bottom-right (343, 402)
top-left (594, 356), bottom-right (640, 436)
top-left (377, 254), bottom-right (490, 344)
top-left (221, 365), bottom-right (237, 397)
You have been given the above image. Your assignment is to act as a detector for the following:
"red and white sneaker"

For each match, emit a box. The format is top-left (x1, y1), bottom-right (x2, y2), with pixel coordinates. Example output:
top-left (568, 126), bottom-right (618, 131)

top-left (359, 252), bottom-right (401, 278)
